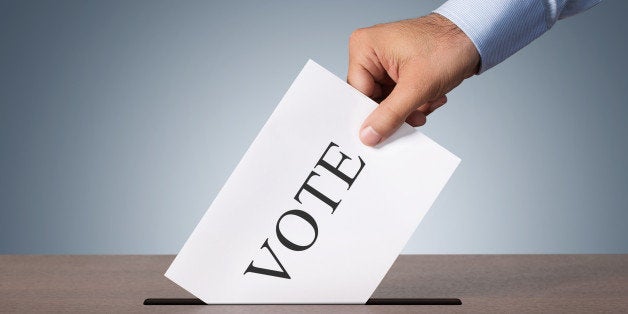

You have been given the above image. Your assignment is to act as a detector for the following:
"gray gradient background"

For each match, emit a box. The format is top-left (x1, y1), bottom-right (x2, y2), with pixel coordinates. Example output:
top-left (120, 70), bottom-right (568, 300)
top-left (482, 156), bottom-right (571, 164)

top-left (1, 1), bottom-right (626, 254)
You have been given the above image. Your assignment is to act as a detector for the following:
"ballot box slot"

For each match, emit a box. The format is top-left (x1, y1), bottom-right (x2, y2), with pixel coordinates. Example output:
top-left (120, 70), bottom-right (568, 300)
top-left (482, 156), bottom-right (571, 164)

top-left (143, 298), bottom-right (462, 305)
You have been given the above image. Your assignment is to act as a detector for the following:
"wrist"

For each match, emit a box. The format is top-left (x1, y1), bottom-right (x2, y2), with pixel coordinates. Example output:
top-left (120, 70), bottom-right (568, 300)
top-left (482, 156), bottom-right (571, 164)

top-left (427, 13), bottom-right (481, 77)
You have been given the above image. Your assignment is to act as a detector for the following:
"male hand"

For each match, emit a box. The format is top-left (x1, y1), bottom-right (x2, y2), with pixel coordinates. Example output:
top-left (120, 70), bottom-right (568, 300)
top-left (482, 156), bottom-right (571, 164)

top-left (348, 13), bottom-right (480, 146)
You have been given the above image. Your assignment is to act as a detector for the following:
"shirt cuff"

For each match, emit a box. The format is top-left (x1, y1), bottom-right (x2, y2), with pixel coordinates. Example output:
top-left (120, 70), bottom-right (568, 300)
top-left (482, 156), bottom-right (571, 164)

top-left (433, 0), bottom-right (551, 74)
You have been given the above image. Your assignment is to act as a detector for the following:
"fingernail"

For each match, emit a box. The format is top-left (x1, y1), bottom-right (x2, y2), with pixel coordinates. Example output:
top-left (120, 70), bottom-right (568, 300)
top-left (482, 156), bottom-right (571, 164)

top-left (429, 99), bottom-right (446, 111)
top-left (360, 126), bottom-right (382, 146)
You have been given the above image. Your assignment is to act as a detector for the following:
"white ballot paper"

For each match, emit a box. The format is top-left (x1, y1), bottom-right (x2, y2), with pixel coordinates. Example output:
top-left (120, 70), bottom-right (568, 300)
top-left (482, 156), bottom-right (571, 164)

top-left (166, 60), bottom-right (460, 304)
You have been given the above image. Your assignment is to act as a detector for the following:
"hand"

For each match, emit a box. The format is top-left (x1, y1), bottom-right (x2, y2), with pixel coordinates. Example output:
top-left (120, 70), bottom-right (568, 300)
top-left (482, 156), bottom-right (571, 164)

top-left (348, 13), bottom-right (480, 146)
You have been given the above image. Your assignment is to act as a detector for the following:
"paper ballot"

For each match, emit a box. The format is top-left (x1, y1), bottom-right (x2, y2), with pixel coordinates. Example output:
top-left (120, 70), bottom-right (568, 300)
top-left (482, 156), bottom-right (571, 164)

top-left (165, 60), bottom-right (460, 304)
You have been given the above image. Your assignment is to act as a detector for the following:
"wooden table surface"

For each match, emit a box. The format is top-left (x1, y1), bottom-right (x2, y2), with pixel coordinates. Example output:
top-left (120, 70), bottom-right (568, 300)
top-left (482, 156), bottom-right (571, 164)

top-left (1, 255), bottom-right (627, 313)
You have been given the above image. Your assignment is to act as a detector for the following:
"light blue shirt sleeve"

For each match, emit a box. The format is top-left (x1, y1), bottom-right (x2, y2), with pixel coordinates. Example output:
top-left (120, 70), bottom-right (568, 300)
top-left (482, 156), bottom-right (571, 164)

top-left (433, 0), bottom-right (601, 73)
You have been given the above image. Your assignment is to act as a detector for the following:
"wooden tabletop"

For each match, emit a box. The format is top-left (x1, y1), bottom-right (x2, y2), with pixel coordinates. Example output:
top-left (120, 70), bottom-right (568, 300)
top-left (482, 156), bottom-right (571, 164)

top-left (1, 255), bottom-right (627, 313)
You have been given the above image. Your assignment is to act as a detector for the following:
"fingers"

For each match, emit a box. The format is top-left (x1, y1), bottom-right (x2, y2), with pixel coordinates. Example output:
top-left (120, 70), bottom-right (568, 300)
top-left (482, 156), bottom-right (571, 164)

top-left (430, 95), bottom-right (447, 112)
top-left (347, 63), bottom-right (376, 98)
top-left (347, 57), bottom-right (395, 101)
top-left (348, 30), bottom-right (395, 101)
top-left (359, 80), bottom-right (432, 146)
top-left (405, 110), bottom-right (427, 127)
top-left (405, 95), bottom-right (447, 127)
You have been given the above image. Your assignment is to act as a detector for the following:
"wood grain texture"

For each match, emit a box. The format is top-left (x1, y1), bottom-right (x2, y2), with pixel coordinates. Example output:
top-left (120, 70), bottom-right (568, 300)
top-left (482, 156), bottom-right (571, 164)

top-left (1, 255), bottom-right (627, 313)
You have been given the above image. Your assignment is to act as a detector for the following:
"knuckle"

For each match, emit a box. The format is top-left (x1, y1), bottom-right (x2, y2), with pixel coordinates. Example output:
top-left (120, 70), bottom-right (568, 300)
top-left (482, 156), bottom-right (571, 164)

top-left (349, 28), bottom-right (368, 45)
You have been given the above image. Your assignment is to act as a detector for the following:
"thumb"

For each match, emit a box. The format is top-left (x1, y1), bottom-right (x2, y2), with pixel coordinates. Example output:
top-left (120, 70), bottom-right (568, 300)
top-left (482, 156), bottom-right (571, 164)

top-left (359, 80), bottom-right (431, 146)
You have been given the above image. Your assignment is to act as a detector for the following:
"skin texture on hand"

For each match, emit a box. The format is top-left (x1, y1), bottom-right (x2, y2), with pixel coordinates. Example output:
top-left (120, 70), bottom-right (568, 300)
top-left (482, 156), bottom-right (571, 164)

top-left (348, 13), bottom-right (480, 146)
